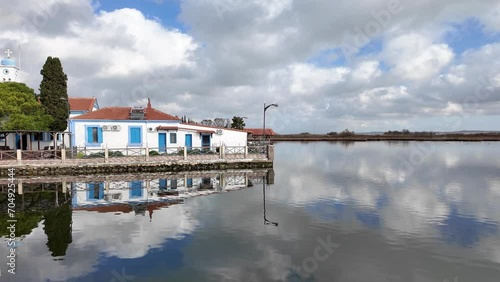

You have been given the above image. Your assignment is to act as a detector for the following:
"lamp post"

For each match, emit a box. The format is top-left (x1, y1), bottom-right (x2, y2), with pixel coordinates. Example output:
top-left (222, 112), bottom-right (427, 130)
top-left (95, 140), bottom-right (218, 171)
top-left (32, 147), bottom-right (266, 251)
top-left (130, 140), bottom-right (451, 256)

top-left (263, 176), bottom-right (278, 226)
top-left (263, 103), bottom-right (278, 143)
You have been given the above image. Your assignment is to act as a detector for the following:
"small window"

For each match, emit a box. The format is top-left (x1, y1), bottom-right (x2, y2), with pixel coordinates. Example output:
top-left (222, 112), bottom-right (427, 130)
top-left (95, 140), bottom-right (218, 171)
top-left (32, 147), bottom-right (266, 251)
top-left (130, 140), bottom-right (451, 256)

top-left (87, 182), bottom-right (104, 200)
top-left (86, 127), bottom-right (103, 144)
top-left (170, 133), bottom-right (177, 144)
top-left (130, 181), bottom-right (143, 198)
top-left (92, 128), bottom-right (98, 142)
top-left (129, 127), bottom-right (142, 145)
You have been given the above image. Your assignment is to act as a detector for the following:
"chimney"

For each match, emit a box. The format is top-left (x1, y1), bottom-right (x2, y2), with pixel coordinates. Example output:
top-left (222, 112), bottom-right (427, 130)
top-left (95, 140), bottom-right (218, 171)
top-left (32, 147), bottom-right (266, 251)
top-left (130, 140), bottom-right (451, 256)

top-left (147, 98), bottom-right (152, 109)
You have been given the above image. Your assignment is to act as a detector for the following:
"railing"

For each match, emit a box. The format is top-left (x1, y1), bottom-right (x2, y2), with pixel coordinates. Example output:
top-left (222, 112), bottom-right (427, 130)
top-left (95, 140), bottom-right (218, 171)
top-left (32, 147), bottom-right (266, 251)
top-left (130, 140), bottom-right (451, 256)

top-left (0, 145), bottom-right (271, 165)
top-left (75, 147), bottom-right (107, 159)
top-left (186, 146), bottom-right (218, 156)
top-left (225, 146), bottom-right (245, 155)
top-left (248, 145), bottom-right (267, 155)
top-left (21, 149), bottom-right (62, 160)
top-left (149, 147), bottom-right (183, 156)
top-left (0, 150), bottom-right (17, 160)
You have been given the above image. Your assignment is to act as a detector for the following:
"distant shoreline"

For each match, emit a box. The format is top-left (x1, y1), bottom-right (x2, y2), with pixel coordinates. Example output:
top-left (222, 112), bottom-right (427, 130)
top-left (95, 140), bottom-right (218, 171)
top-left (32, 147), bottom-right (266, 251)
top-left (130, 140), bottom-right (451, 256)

top-left (258, 133), bottom-right (500, 142)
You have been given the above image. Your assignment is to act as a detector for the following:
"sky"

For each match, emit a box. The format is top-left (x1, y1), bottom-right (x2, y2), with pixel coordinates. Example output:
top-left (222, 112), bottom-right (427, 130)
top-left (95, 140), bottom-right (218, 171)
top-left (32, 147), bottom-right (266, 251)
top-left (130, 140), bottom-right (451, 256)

top-left (0, 0), bottom-right (499, 133)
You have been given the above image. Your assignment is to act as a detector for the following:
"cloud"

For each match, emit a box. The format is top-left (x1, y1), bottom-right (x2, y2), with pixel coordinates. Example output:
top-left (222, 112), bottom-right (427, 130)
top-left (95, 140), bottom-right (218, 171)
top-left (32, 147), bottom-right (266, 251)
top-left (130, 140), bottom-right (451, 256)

top-left (1, 0), bottom-right (499, 132)
top-left (383, 33), bottom-right (454, 81)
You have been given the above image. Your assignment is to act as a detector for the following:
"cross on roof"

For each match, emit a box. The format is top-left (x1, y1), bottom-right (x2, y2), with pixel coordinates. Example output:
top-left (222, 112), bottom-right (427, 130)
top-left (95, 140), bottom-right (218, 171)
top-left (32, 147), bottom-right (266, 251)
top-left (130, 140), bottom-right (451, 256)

top-left (5, 49), bottom-right (12, 58)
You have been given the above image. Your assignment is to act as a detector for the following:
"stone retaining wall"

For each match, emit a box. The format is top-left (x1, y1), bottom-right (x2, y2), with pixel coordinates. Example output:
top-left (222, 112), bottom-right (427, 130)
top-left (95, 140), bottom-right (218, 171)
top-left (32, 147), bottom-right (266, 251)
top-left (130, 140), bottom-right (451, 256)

top-left (0, 160), bottom-right (273, 177)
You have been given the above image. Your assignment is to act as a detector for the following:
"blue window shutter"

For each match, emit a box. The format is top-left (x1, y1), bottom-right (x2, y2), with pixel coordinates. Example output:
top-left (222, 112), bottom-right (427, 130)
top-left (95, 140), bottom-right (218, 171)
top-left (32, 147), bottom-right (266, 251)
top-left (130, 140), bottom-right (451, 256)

top-left (130, 128), bottom-right (141, 144)
top-left (98, 127), bottom-right (103, 143)
top-left (159, 179), bottom-right (167, 189)
top-left (87, 127), bottom-right (93, 143)
top-left (99, 183), bottom-right (104, 199)
top-left (87, 183), bottom-right (94, 199)
top-left (130, 181), bottom-right (143, 197)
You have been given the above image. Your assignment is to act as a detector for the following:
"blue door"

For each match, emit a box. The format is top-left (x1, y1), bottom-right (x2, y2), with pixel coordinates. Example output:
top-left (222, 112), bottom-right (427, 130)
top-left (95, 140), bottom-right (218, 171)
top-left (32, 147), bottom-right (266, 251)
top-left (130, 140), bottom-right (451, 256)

top-left (158, 133), bottom-right (167, 152)
top-left (185, 134), bottom-right (192, 149)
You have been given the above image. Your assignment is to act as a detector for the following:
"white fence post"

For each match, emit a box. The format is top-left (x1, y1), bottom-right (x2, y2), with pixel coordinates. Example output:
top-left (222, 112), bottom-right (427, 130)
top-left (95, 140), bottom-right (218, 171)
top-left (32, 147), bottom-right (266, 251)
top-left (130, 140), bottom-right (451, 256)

top-left (16, 149), bottom-right (22, 165)
top-left (61, 148), bottom-right (66, 164)
top-left (220, 145), bottom-right (225, 159)
top-left (244, 146), bottom-right (248, 158)
top-left (183, 146), bottom-right (187, 160)
top-left (145, 146), bottom-right (150, 161)
top-left (105, 146), bottom-right (109, 163)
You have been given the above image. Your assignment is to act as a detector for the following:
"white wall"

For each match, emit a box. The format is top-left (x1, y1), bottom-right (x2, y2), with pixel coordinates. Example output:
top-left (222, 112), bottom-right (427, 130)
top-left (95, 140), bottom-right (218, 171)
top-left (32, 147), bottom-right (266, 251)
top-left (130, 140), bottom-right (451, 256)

top-left (71, 176), bottom-right (249, 207)
top-left (71, 120), bottom-right (247, 149)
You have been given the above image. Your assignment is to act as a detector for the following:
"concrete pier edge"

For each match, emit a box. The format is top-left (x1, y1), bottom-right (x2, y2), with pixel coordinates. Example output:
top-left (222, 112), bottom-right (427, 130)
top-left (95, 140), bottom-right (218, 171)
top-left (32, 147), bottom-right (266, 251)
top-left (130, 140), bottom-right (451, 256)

top-left (0, 160), bottom-right (273, 177)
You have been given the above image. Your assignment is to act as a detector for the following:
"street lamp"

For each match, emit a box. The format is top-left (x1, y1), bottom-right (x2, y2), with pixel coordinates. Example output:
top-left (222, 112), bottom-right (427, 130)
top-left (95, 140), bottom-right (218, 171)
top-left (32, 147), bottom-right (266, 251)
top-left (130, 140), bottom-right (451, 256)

top-left (263, 176), bottom-right (278, 226)
top-left (263, 103), bottom-right (278, 143)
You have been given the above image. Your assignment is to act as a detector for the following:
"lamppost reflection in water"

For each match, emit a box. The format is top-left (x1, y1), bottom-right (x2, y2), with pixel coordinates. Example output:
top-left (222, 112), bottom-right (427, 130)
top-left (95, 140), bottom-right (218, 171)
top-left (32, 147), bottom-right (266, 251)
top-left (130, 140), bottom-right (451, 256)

top-left (263, 175), bottom-right (278, 226)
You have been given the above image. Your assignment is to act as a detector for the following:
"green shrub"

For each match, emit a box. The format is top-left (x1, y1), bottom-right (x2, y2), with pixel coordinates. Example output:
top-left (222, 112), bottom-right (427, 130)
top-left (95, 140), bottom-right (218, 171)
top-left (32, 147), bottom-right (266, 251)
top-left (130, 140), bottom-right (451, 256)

top-left (149, 150), bottom-right (160, 156)
top-left (109, 151), bottom-right (124, 157)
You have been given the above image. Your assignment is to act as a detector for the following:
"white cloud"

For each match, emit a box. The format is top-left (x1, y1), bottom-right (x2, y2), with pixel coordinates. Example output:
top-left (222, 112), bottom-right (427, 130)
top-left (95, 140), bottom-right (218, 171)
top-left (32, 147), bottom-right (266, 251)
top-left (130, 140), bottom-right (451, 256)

top-left (384, 33), bottom-right (454, 81)
top-left (481, 3), bottom-right (500, 33)
top-left (351, 61), bottom-right (382, 83)
top-left (289, 63), bottom-right (349, 95)
top-left (0, 0), bottom-right (499, 132)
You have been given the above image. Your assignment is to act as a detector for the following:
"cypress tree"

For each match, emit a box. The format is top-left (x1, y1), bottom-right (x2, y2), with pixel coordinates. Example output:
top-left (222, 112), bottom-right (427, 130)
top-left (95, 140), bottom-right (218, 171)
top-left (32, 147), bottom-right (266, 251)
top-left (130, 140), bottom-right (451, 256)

top-left (39, 57), bottom-right (69, 131)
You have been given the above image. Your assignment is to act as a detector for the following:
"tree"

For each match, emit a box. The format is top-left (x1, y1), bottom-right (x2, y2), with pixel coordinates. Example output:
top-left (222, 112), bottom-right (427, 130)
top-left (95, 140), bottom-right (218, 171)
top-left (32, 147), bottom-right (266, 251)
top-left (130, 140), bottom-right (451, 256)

top-left (0, 82), bottom-right (53, 130)
top-left (43, 202), bottom-right (72, 257)
top-left (39, 57), bottom-right (69, 132)
top-left (213, 118), bottom-right (230, 128)
top-left (230, 116), bottom-right (246, 130)
top-left (201, 119), bottom-right (213, 126)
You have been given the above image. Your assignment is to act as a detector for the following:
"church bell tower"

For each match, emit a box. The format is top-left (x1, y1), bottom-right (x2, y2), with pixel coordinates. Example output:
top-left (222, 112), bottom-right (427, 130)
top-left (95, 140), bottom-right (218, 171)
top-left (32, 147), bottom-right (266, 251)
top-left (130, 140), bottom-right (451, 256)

top-left (1, 49), bottom-right (20, 83)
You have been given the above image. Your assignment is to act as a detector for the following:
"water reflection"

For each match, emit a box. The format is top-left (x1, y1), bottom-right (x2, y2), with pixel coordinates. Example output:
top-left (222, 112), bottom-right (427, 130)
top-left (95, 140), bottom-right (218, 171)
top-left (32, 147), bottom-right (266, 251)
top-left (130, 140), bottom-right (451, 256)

top-left (1, 142), bottom-right (500, 282)
top-left (0, 170), bottom-right (272, 281)
top-left (263, 175), bottom-right (278, 227)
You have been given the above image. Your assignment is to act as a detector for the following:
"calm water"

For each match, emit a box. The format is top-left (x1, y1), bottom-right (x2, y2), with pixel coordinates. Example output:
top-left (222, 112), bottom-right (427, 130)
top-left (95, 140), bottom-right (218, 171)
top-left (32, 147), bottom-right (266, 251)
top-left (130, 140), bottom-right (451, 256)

top-left (2, 141), bottom-right (500, 282)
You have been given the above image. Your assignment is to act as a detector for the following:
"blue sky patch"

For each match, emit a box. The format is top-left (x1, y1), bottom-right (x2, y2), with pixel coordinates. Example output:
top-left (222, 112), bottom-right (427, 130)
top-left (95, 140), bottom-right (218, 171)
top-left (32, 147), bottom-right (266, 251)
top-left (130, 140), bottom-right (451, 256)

top-left (97, 0), bottom-right (185, 31)
top-left (444, 18), bottom-right (500, 56)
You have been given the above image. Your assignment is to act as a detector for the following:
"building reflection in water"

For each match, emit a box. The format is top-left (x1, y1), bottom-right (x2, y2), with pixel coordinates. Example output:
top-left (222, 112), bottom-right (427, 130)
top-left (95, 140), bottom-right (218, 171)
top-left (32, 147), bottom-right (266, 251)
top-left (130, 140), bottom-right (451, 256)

top-left (0, 169), bottom-right (273, 260)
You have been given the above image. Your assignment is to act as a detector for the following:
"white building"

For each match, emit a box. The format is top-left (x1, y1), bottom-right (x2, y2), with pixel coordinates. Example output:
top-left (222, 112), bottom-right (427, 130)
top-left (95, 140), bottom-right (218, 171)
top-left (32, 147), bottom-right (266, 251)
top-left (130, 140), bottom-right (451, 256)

top-left (1, 49), bottom-right (20, 83)
top-left (70, 174), bottom-right (253, 214)
top-left (70, 99), bottom-right (248, 151)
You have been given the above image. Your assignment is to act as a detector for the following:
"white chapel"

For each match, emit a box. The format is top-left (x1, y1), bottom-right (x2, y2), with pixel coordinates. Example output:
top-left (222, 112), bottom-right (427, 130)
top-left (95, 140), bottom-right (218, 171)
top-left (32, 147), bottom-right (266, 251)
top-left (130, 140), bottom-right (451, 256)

top-left (1, 49), bottom-right (20, 83)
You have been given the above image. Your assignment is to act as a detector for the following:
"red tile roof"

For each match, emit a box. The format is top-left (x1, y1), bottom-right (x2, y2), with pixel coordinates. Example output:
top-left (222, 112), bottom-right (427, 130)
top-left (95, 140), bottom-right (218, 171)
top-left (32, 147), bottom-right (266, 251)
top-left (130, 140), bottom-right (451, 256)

top-left (72, 107), bottom-right (181, 121)
top-left (245, 128), bottom-right (276, 136)
top-left (69, 97), bottom-right (96, 112)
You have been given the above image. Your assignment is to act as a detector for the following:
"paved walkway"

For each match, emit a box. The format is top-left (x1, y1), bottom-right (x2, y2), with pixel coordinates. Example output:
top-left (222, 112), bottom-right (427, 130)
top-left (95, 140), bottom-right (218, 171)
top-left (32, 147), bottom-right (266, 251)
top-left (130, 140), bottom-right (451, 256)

top-left (0, 154), bottom-right (267, 167)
